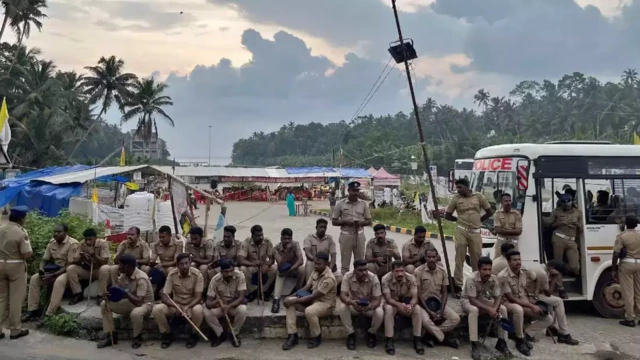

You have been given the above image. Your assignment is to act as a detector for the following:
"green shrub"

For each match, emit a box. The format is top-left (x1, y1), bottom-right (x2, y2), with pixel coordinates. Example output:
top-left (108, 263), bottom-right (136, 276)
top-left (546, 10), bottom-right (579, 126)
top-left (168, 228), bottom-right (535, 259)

top-left (43, 313), bottom-right (80, 337)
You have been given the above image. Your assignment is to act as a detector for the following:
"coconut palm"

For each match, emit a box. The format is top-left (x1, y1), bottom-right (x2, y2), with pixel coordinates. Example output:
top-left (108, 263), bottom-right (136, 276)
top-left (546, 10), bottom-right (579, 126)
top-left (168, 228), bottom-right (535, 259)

top-left (121, 77), bottom-right (174, 144)
top-left (0, 0), bottom-right (29, 42)
top-left (9, 0), bottom-right (46, 45)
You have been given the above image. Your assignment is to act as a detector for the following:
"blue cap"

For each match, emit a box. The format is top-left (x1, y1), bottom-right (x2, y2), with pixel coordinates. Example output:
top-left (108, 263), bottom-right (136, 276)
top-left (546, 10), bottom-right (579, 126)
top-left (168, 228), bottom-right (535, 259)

top-left (10, 205), bottom-right (29, 216)
top-left (559, 194), bottom-right (572, 202)
top-left (348, 181), bottom-right (361, 189)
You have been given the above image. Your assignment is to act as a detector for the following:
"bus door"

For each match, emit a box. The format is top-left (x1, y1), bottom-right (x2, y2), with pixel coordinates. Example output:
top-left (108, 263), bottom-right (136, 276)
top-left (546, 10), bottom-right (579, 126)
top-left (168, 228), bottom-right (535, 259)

top-left (535, 178), bottom-right (580, 261)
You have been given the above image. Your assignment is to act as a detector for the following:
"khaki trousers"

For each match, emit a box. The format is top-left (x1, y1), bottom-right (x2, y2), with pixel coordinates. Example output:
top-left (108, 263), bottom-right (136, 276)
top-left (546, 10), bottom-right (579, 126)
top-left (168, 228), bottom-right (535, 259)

top-left (27, 273), bottom-right (67, 315)
top-left (66, 264), bottom-right (98, 295)
top-left (366, 262), bottom-right (389, 278)
top-left (241, 264), bottom-right (277, 293)
top-left (0, 262), bottom-right (28, 335)
top-left (504, 302), bottom-right (554, 339)
top-left (425, 305), bottom-right (460, 340)
top-left (101, 299), bottom-right (152, 337)
top-left (204, 304), bottom-right (247, 336)
top-left (535, 294), bottom-right (569, 335)
top-left (461, 299), bottom-right (508, 342)
top-left (304, 262), bottom-right (343, 285)
top-left (98, 265), bottom-right (119, 296)
top-left (552, 234), bottom-right (580, 275)
top-left (151, 303), bottom-right (204, 334)
top-left (284, 298), bottom-right (333, 337)
top-left (338, 232), bottom-right (366, 274)
top-left (383, 304), bottom-right (423, 337)
top-left (274, 267), bottom-right (305, 299)
top-left (454, 228), bottom-right (482, 286)
top-left (620, 262), bottom-right (640, 321)
top-left (337, 302), bottom-right (384, 334)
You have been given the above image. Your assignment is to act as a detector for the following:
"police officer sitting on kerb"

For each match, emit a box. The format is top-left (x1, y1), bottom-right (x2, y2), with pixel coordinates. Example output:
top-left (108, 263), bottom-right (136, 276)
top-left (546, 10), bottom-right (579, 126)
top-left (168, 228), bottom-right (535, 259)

top-left (612, 215), bottom-right (640, 327)
top-left (0, 205), bottom-right (33, 340)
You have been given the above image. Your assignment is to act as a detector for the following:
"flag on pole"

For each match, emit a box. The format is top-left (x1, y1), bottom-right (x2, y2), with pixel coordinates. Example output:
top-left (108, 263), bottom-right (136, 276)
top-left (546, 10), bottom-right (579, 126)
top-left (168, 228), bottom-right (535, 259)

top-left (91, 187), bottom-right (99, 203)
top-left (634, 132), bottom-right (640, 145)
top-left (119, 145), bottom-right (126, 166)
top-left (0, 97), bottom-right (12, 154)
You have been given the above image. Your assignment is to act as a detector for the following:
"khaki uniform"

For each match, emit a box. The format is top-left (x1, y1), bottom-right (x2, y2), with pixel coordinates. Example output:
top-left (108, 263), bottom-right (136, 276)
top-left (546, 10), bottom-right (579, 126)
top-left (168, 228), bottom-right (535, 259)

top-left (415, 264), bottom-right (460, 341)
top-left (150, 239), bottom-right (182, 276)
top-left (238, 237), bottom-right (277, 293)
top-left (381, 272), bottom-right (423, 337)
top-left (0, 222), bottom-right (32, 336)
top-left (614, 230), bottom-right (640, 321)
top-left (204, 270), bottom-right (248, 336)
top-left (27, 236), bottom-right (79, 315)
top-left (285, 266), bottom-right (336, 337)
top-left (447, 193), bottom-right (491, 286)
top-left (185, 238), bottom-right (215, 285)
top-left (338, 270), bottom-right (384, 335)
top-left (497, 267), bottom-right (553, 339)
top-left (101, 268), bottom-right (154, 337)
top-left (527, 268), bottom-right (570, 335)
top-left (461, 271), bottom-right (508, 342)
top-left (99, 240), bottom-right (151, 296)
top-left (210, 239), bottom-right (242, 277)
top-left (151, 267), bottom-right (204, 333)
top-left (401, 238), bottom-right (436, 274)
top-left (548, 207), bottom-right (582, 275)
top-left (365, 238), bottom-right (400, 278)
top-left (493, 209), bottom-right (522, 257)
top-left (332, 199), bottom-right (371, 274)
top-left (67, 239), bottom-right (110, 295)
top-left (302, 233), bottom-right (341, 284)
top-left (273, 242), bottom-right (305, 298)
top-left (491, 255), bottom-right (508, 276)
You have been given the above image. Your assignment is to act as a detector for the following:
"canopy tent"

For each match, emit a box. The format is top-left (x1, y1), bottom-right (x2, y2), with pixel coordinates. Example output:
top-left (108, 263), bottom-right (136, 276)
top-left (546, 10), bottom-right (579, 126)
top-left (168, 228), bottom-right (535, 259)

top-left (371, 167), bottom-right (401, 186)
top-left (367, 167), bottom-right (377, 176)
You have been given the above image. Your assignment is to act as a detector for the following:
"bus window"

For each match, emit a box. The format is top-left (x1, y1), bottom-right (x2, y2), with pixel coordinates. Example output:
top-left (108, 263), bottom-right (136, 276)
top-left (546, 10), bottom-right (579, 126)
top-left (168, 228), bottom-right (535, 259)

top-left (586, 178), bottom-right (640, 224)
top-left (541, 179), bottom-right (578, 213)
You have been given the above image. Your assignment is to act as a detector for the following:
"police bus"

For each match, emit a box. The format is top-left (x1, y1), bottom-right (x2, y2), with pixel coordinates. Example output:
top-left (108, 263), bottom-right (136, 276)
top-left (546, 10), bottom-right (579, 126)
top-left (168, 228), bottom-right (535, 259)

top-left (453, 158), bottom-right (474, 182)
top-left (471, 141), bottom-right (639, 318)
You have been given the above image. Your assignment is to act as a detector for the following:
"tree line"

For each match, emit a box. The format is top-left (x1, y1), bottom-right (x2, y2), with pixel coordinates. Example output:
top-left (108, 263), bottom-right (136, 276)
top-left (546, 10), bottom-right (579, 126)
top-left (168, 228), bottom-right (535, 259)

top-left (231, 69), bottom-right (640, 174)
top-left (0, 0), bottom-right (176, 169)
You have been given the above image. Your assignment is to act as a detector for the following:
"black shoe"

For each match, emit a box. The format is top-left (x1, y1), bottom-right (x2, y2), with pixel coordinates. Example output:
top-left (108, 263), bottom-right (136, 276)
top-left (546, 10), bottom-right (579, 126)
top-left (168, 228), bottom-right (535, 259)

top-left (160, 332), bottom-right (174, 349)
top-left (186, 333), bottom-right (199, 349)
top-left (558, 289), bottom-right (568, 299)
top-left (439, 335), bottom-right (459, 349)
top-left (0, 333), bottom-right (4, 340)
top-left (21, 311), bottom-right (39, 322)
top-left (9, 329), bottom-right (29, 340)
top-left (346, 332), bottom-right (356, 350)
top-left (366, 332), bottom-right (377, 348)
top-left (515, 338), bottom-right (531, 356)
top-left (271, 299), bottom-right (280, 313)
top-left (210, 331), bottom-right (227, 347)
top-left (413, 336), bottom-right (424, 355)
top-left (620, 319), bottom-right (637, 327)
top-left (68, 292), bottom-right (84, 305)
top-left (131, 335), bottom-right (142, 349)
top-left (282, 334), bottom-right (298, 350)
top-left (471, 341), bottom-right (481, 360)
top-left (97, 332), bottom-right (119, 348)
top-left (495, 339), bottom-right (513, 357)
top-left (557, 333), bottom-right (579, 345)
top-left (231, 334), bottom-right (241, 348)
top-left (524, 333), bottom-right (534, 349)
top-left (385, 337), bottom-right (395, 355)
top-left (307, 335), bottom-right (321, 349)
top-left (420, 334), bottom-right (435, 347)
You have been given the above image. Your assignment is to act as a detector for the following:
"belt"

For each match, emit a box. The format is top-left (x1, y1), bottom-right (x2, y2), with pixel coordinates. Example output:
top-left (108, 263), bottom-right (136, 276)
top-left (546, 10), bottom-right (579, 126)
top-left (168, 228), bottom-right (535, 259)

top-left (457, 225), bottom-right (481, 233)
top-left (497, 236), bottom-right (518, 244)
top-left (341, 230), bottom-right (365, 235)
top-left (554, 232), bottom-right (575, 241)
top-left (621, 258), bottom-right (640, 264)
top-left (0, 259), bottom-right (24, 263)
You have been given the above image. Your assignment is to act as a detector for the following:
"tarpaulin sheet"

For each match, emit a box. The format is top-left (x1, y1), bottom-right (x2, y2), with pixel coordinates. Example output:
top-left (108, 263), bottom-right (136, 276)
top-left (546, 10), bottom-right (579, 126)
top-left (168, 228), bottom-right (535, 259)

top-left (15, 183), bottom-right (83, 217)
top-left (286, 167), bottom-right (371, 178)
top-left (338, 168), bottom-right (372, 178)
top-left (285, 167), bottom-right (335, 174)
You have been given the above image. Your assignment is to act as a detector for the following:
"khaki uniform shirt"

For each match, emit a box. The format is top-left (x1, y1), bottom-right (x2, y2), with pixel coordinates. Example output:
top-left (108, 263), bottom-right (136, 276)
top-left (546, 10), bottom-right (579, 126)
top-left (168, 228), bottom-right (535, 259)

top-left (0, 222), bottom-right (32, 261)
top-left (497, 267), bottom-right (536, 300)
top-left (115, 240), bottom-right (151, 263)
top-left (151, 239), bottom-right (181, 265)
top-left (548, 207), bottom-right (582, 237)
top-left (117, 268), bottom-right (154, 303)
top-left (414, 264), bottom-right (448, 301)
top-left (462, 271), bottom-right (501, 304)
top-left (614, 230), bottom-right (640, 259)
top-left (402, 238), bottom-right (436, 263)
top-left (185, 239), bottom-right (214, 260)
top-left (208, 270), bottom-right (247, 303)
top-left (73, 239), bottom-right (111, 264)
top-left (332, 198), bottom-right (371, 232)
top-left (381, 272), bottom-right (418, 302)
top-left (43, 236), bottom-right (79, 267)
top-left (238, 237), bottom-right (275, 263)
top-left (307, 266), bottom-right (337, 306)
top-left (274, 241), bottom-right (303, 265)
top-left (163, 267), bottom-right (204, 305)
top-left (365, 238), bottom-right (399, 258)
top-left (303, 233), bottom-right (336, 259)
top-left (213, 239), bottom-right (242, 262)
top-left (491, 256), bottom-right (508, 275)
top-left (341, 270), bottom-right (382, 300)
top-left (446, 193), bottom-right (491, 229)
top-left (494, 209), bottom-right (522, 241)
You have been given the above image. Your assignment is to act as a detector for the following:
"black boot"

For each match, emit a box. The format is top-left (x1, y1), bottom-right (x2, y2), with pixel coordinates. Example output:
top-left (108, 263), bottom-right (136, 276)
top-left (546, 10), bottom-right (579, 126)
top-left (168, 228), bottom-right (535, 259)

top-left (524, 333), bottom-right (534, 349)
top-left (346, 332), bottom-right (356, 350)
top-left (68, 292), bottom-right (84, 305)
top-left (366, 332), bottom-right (377, 348)
top-left (515, 338), bottom-right (531, 356)
top-left (471, 341), bottom-right (481, 360)
top-left (282, 333), bottom-right (298, 350)
top-left (413, 336), bottom-right (424, 355)
top-left (420, 334), bottom-right (434, 347)
top-left (385, 337), bottom-right (395, 355)
top-left (8, 329), bottom-right (29, 340)
top-left (97, 332), bottom-right (119, 348)
top-left (557, 333), bottom-right (579, 345)
top-left (21, 310), bottom-right (39, 322)
top-left (186, 333), bottom-right (199, 349)
top-left (160, 332), bottom-right (174, 349)
top-left (307, 334), bottom-right (321, 349)
top-left (231, 333), bottom-right (241, 347)
top-left (210, 331), bottom-right (227, 347)
top-left (619, 319), bottom-right (636, 327)
top-left (131, 335), bottom-right (142, 349)
top-left (439, 335), bottom-right (459, 349)
top-left (495, 338), bottom-right (513, 357)
top-left (271, 298), bottom-right (280, 313)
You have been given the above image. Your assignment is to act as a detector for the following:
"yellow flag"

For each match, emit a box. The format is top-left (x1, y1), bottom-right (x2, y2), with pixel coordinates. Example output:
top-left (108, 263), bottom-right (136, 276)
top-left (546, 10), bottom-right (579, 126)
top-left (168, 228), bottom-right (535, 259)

top-left (0, 97), bottom-right (9, 130)
top-left (91, 187), bottom-right (98, 203)
top-left (119, 146), bottom-right (126, 166)
top-left (0, 97), bottom-right (11, 148)
top-left (634, 132), bottom-right (640, 145)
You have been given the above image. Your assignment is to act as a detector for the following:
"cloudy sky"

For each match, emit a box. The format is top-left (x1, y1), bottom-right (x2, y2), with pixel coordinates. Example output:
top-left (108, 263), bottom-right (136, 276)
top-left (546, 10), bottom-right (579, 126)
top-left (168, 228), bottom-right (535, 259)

top-left (9, 0), bottom-right (640, 162)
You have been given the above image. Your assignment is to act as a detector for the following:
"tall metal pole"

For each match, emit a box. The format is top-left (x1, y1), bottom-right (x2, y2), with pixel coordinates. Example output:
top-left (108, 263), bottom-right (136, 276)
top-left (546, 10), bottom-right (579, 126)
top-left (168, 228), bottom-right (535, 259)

top-left (390, 0), bottom-right (454, 293)
top-left (208, 125), bottom-right (212, 166)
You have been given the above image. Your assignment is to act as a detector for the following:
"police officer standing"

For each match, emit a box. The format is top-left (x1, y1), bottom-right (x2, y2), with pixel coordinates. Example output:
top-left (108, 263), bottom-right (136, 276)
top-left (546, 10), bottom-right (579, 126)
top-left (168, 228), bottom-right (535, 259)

top-left (612, 215), bottom-right (640, 327)
top-left (332, 181), bottom-right (371, 275)
top-left (493, 193), bottom-right (522, 257)
top-left (445, 179), bottom-right (494, 292)
top-left (547, 194), bottom-right (582, 276)
top-left (0, 206), bottom-right (33, 339)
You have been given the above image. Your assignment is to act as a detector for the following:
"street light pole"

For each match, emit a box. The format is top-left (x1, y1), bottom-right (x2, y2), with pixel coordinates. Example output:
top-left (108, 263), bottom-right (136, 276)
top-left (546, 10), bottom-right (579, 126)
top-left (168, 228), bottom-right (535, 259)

top-left (208, 125), bottom-right (212, 166)
top-left (389, 0), bottom-right (454, 293)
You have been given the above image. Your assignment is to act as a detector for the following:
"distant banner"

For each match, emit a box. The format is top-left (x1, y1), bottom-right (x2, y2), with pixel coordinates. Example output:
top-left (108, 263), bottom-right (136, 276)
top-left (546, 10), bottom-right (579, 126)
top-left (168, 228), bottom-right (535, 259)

top-left (221, 176), bottom-right (325, 183)
top-left (170, 179), bottom-right (189, 231)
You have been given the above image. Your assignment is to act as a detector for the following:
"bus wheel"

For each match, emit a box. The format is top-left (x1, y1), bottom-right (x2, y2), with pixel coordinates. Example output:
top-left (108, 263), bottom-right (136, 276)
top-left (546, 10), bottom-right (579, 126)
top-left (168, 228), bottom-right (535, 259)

top-left (593, 271), bottom-right (625, 318)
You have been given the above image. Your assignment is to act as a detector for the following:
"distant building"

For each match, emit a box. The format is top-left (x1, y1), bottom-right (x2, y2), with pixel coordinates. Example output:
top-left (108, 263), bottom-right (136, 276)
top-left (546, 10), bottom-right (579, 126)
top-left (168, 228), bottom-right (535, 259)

top-left (129, 130), bottom-right (167, 160)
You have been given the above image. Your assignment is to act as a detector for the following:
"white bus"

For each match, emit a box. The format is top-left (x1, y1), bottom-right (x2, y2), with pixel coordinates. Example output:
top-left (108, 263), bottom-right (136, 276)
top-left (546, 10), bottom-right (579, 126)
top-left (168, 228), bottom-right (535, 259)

top-left (471, 141), bottom-right (639, 318)
top-left (453, 158), bottom-right (474, 182)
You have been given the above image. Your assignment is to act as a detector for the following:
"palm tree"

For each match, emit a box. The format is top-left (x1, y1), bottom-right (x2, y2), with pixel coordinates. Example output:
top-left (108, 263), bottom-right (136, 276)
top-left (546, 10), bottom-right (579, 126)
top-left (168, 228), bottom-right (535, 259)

top-left (0, 0), bottom-right (28, 42)
top-left (10, 0), bottom-right (46, 45)
top-left (473, 88), bottom-right (490, 109)
top-left (622, 68), bottom-right (638, 87)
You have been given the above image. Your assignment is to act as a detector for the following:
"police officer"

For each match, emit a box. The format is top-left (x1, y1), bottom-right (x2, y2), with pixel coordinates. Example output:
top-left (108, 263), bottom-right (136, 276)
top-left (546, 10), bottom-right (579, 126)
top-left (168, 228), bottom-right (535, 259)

top-left (491, 242), bottom-right (515, 275)
top-left (332, 181), bottom-right (372, 275)
top-left (272, 228), bottom-right (305, 313)
top-left (210, 225), bottom-right (242, 276)
top-left (282, 252), bottom-right (336, 350)
top-left (364, 224), bottom-right (400, 278)
top-left (612, 215), bottom-right (640, 327)
top-left (445, 178), bottom-right (494, 291)
top-left (303, 218), bottom-right (341, 283)
top-left (547, 194), bottom-right (582, 276)
top-left (150, 225), bottom-right (182, 276)
top-left (66, 228), bottom-right (110, 305)
top-left (402, 225), bottom-right (436, 274)
top-left (185, 226), bottom-right (214, 286)
top-left (493, 193), bottom-right (522, 257)
top-left (238, 225), bottom-right (277, 301)
top-left (0, 206), bottom-right (33, 339)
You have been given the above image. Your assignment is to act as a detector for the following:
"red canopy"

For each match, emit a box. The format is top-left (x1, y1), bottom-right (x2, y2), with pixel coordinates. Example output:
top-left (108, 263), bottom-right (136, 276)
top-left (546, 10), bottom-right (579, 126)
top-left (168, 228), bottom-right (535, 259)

top-left (372, 167), bottom-right (400, 179)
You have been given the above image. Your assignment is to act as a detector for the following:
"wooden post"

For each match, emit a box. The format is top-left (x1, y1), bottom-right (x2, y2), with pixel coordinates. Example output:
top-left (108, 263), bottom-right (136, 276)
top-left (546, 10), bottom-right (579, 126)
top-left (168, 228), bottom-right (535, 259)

top-left (168, 176), bottom-right (180, 235)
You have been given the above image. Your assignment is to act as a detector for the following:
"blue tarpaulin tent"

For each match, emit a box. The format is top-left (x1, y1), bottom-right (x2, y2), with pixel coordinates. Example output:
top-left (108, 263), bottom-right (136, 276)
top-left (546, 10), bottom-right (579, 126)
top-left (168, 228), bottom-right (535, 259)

top-left (285, 167), bottom-right (371, 178)
top-left (15, 182), bottom-right (84, 217)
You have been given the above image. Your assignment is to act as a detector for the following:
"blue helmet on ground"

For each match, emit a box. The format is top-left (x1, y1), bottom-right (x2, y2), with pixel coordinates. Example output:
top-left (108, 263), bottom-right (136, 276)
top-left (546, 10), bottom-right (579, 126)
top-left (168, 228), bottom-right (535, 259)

top-left (278, 263), bottom-right (292, 273)
top-left (251, 272), bottom-right (269, 285)
top-left (295, 290), bottom-right (312, 298)
top-left (497, 317), bottom-right (516, 333)
top-left (425, 296), bottom-right (442, 313)
top-left (148, 267), bottom-right (165, 285)
top-left (107, 286), bottom-right (127, 302)
top-left (44, 264), bottom-right (62, 273)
